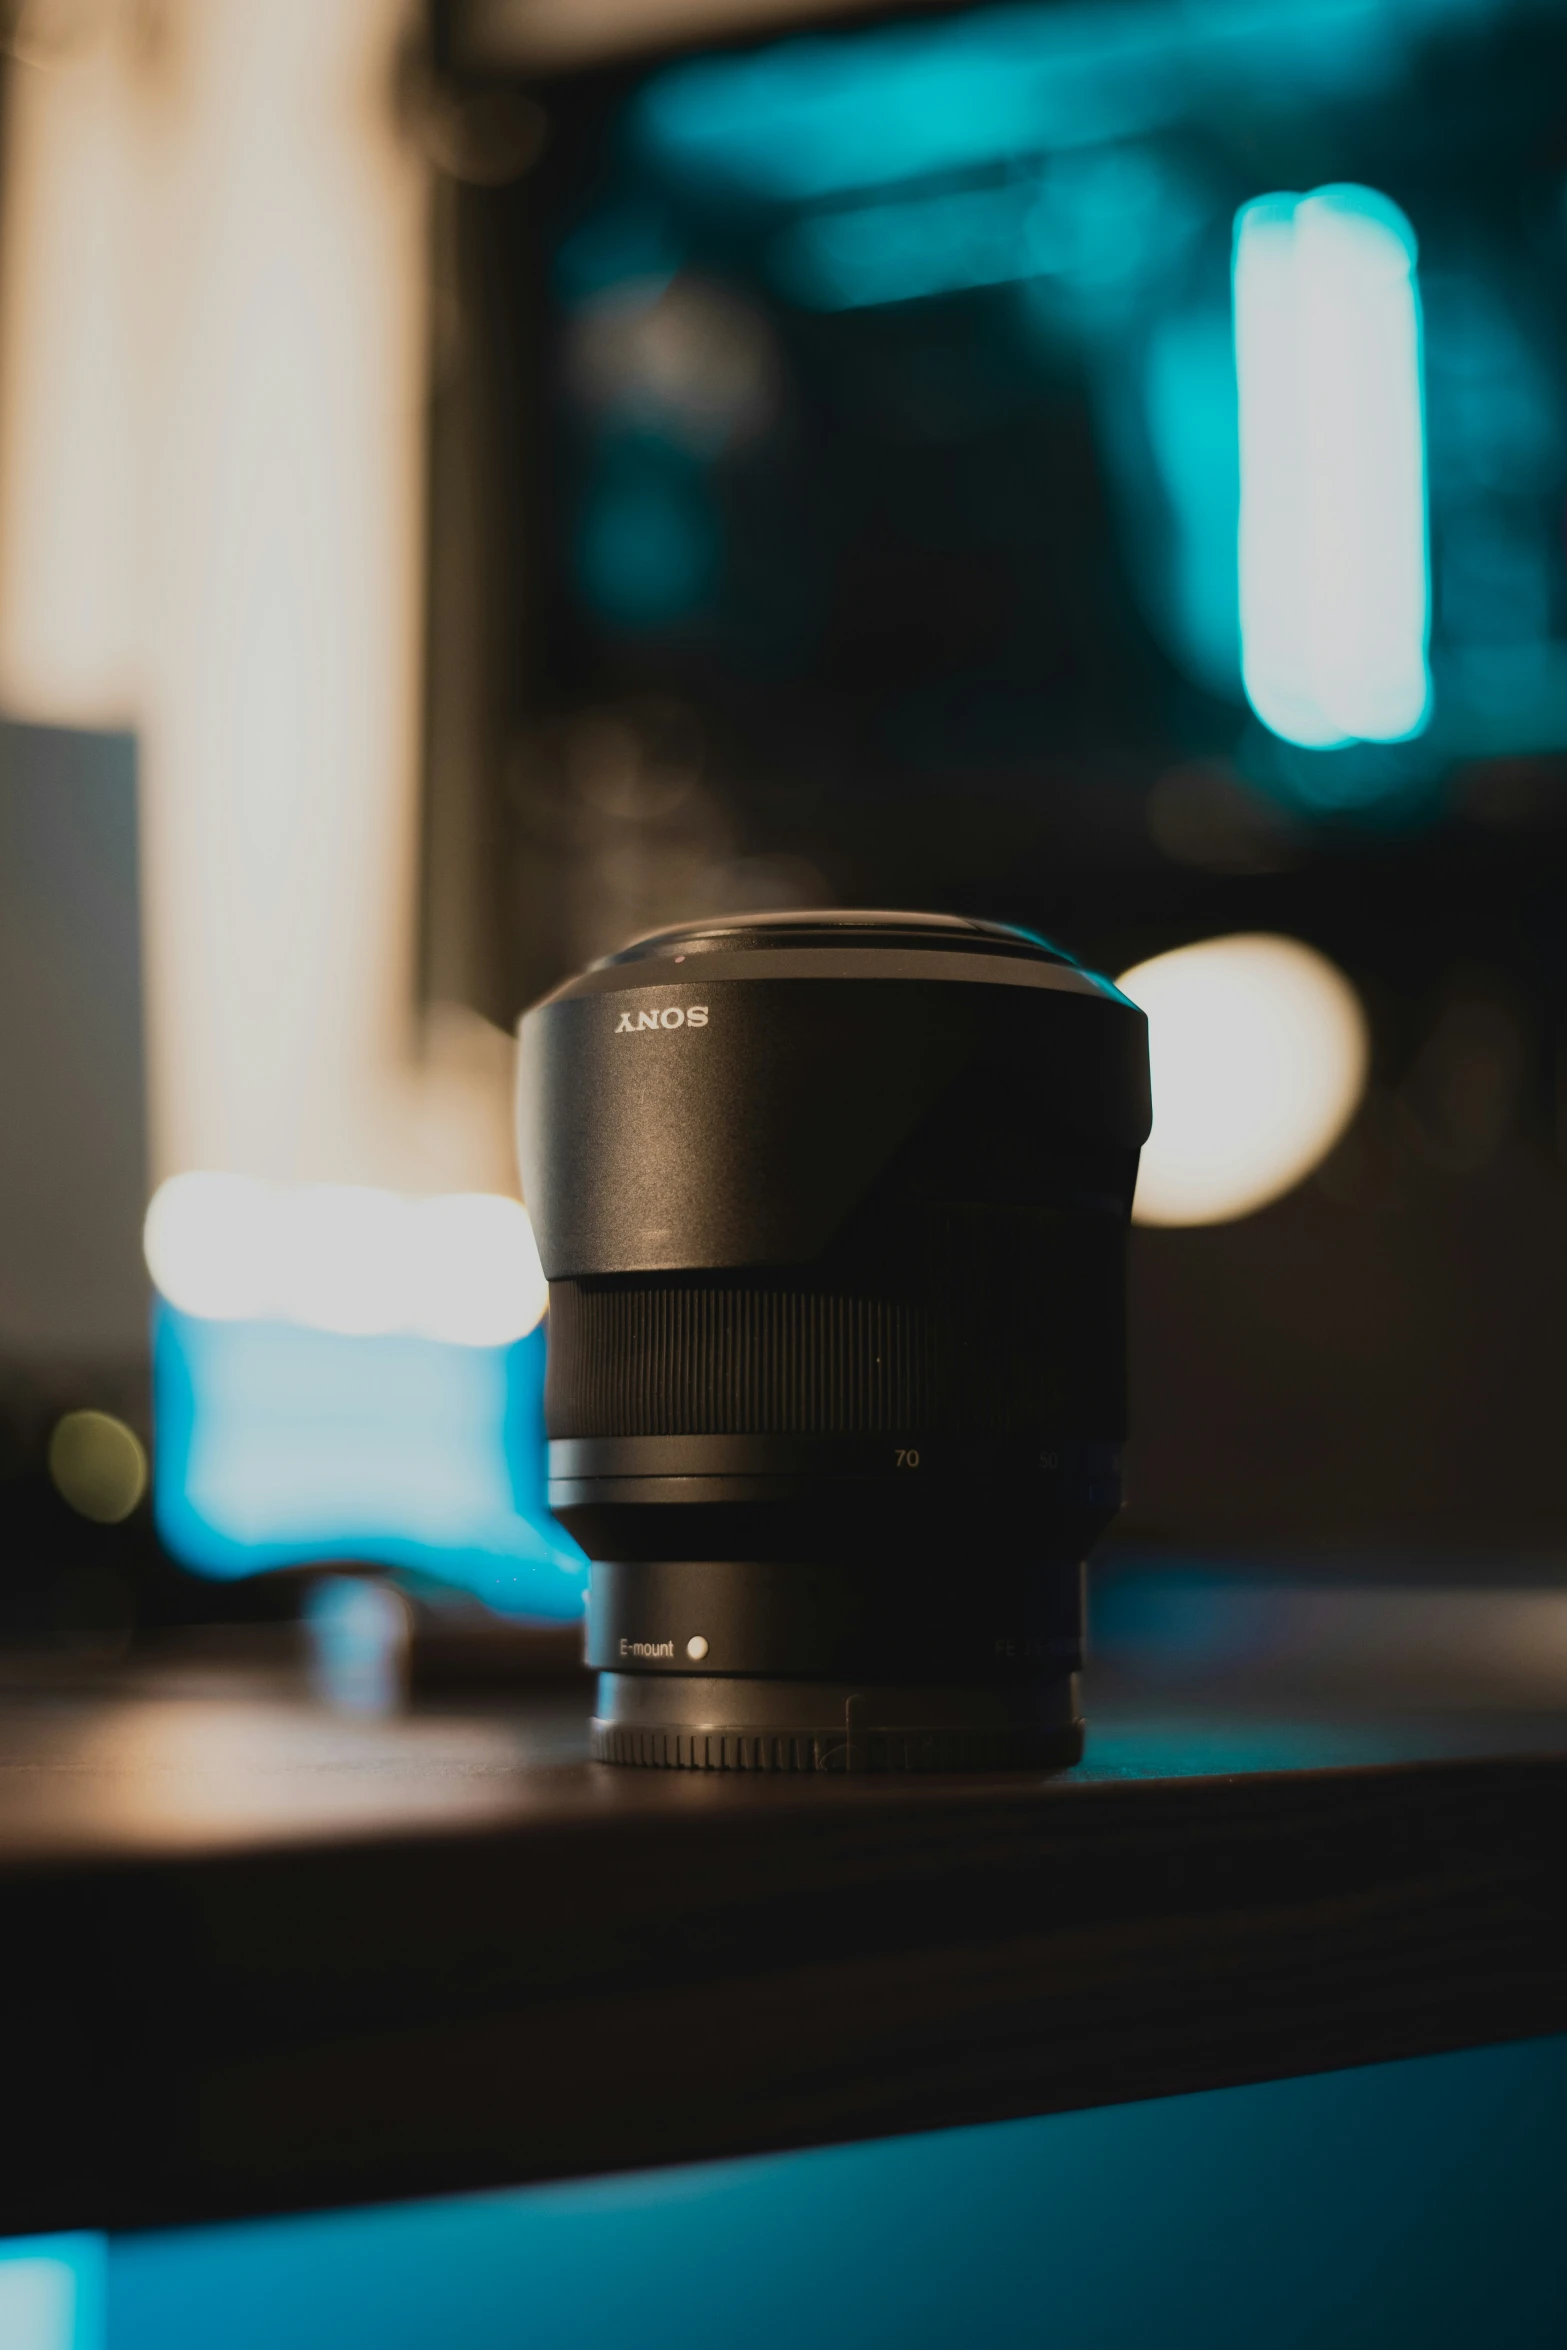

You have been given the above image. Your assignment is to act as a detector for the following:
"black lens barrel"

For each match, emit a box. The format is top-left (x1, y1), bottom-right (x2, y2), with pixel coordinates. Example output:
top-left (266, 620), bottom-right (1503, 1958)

top-left (517, 910), bottom-right (1150, 1772)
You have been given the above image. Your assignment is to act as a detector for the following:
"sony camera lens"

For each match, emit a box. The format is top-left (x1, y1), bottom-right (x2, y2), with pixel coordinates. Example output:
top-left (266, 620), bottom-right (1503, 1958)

top-left (517, 910), bottom-right (1150, 1770)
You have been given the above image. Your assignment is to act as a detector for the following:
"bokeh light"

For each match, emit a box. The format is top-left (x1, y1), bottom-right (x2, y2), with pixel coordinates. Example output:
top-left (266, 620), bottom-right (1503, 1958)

top-left (1234, 185), bottom-right (1429, 751)
top-left (143, 1176), bottom-right (548, 1346)
top-left (406, 1194), bottom-right (552, 1349)
top-left (47, 1409), bottom-right (148, 1524)
top-left (1119, 933), bottom-right (1369, 1227)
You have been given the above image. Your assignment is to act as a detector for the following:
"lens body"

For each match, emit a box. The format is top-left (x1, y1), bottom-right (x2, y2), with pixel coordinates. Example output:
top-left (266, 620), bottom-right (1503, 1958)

top-left (517, 912), bottom-right (1150, 1770)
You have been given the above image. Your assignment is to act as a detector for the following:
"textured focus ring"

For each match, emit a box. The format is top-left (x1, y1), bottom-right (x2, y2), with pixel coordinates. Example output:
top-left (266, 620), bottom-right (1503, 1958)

top-left (548, 1278), bottom-right (937, 1435)
top-left (546, 1206), bottom-right (1123, 1441)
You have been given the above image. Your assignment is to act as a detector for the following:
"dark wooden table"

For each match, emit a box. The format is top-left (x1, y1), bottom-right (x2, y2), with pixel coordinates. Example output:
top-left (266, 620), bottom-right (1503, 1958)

top-left (2, 1610), bottom-right (1565, 2238)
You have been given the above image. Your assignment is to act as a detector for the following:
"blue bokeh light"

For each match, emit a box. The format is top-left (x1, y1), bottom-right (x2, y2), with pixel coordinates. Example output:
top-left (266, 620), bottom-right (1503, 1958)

top-left (152, 1305), bottom-right (585, 1621)
top-left (0, 2234), bottom-right (105, 2350)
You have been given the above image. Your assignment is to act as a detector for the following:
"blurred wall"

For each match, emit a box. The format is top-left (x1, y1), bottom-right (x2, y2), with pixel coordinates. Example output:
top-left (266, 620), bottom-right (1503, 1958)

top-left (0, 0), bottom-right (513, 1202)
top-left (0, 721), bottom-right (146, 1358)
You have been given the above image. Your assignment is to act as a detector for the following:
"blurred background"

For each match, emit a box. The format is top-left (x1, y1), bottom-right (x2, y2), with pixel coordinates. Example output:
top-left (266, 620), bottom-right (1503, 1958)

top-left (4, 0), bottom-right (1567, 1675)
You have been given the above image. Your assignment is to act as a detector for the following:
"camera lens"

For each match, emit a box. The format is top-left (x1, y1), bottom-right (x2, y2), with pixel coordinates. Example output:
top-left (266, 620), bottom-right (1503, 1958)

top-left (517, 910), bottom-right (1150, 1770)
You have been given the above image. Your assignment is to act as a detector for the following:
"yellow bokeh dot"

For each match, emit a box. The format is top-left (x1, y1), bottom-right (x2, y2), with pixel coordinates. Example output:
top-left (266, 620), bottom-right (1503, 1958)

top-left (47, 1411), bottom-right (148, 1525)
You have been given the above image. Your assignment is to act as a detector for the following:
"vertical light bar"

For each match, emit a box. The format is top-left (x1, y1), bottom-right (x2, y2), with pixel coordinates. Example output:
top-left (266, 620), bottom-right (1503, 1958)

top-left (1234, 184), bottom-right (1430, 750)
top-left (0, 16), bottom-right (142, 726)
top-left (138, 0), bottom-right (430, 1190)
top-left (1233, 196), bottom-right (1337, 747)
top-left (0, 2), bottom-right (519, 1200)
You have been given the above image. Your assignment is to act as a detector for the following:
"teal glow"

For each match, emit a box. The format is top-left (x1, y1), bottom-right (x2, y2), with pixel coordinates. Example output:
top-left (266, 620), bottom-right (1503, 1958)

top-left (775, 147), bottom-right (1202, 316)
top-left (103, 2038), bottom-right (1567, 2349)
top-left (1082, 1717), bottom-right (1426, 1775)
top-left (1423, 272), bottom-right (1567, 745)
top-left (556, 210), bottom-right (678, 305)
top-left (1234, 185), bottom-right (1431, 750)
top-left (152, 1307), bottom-right (585, 1620)
top-left (775, 180), bottom-right (1041, 309)
top-left (636, 0), bottom-right (1505, 205)
top-left (1240, 724), bottom-right (1444, 817)
top-left (1425, 272), bottom-right (1563, 501)
top-left (575, 437), bottom-right (718, 627)
top-left (1141, 309), bottom-right (1242, 698)
top-left (0, 2236), bottom-right (104, 2350)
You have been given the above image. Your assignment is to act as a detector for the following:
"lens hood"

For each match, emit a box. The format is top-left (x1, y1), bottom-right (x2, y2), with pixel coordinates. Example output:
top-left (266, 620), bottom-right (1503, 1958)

top-left (518, 909), bottom-right (1150, 1770)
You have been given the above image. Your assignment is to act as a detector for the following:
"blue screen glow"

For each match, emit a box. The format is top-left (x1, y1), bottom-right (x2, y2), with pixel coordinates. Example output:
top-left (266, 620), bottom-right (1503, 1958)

top-left (0, 2235), bottom-right (104, 2350)
top-left (152, 1306), bottom-right (585, 1620)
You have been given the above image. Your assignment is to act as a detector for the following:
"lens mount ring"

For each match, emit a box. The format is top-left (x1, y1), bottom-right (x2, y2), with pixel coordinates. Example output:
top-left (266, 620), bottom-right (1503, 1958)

top-left (590, 1669), bottom-right (1084, 1773)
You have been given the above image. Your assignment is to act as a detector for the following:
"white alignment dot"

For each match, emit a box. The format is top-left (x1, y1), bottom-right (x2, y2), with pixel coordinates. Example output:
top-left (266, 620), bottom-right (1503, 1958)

top-left (686, 1635), bottom-right (709, 1661)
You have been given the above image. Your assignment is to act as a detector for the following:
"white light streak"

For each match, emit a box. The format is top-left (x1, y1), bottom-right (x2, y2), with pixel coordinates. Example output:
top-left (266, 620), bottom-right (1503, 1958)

top-left (1234, 184), bottom-right (1430, 750)
top-left (144, 1176), bottom-right (548, 1346)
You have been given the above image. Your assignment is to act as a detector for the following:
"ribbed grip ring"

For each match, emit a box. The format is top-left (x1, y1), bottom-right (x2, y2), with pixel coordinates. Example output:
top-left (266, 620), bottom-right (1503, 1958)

top-left (546, 1206), bottom-right (1124, 1443)
top-left (548, 1279), bottom-right (937, 1437)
